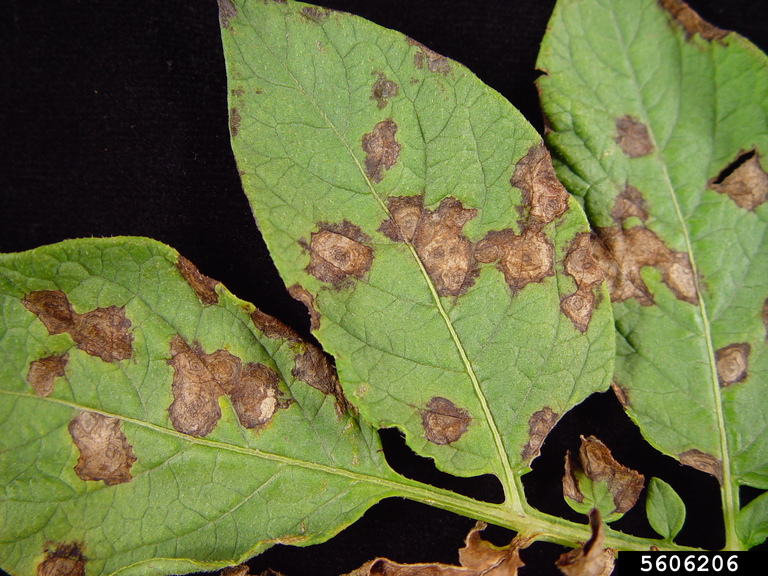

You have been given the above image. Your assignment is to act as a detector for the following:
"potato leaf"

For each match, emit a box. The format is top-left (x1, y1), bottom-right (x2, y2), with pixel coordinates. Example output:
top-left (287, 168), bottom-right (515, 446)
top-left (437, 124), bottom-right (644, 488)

top-left (538, 0), bottom-right (768, 548)
top-left (0, 238), bottom-right (403, 576)
top-left (220, 0), bottom-right (614, 510)
top-left (646, 477), bottom-right (687, 541)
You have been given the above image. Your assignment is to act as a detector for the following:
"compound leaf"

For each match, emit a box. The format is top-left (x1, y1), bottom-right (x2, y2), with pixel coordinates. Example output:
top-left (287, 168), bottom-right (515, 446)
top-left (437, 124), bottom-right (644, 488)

top-left (0, 237), bottom-right (402, 576)
top-left (220, 0), bottom-right (614, 503)
top-left (538, 0), bottom-right (768, 548)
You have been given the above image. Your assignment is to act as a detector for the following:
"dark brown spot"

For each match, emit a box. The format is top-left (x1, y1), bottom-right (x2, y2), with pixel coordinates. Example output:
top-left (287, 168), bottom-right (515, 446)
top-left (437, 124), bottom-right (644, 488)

top-left (27, 354), bottom-right (68, 397)
top-left (217, 0), bottom-right (237, 29)
top-left (380, 195), bottom-right (478, 296)
top-left (511, 143), bottom-right (570, 226)
top-left (678, 449), bottom-right (723, 483)
top-left (229, 107), bottom-right (241, 138)
top-left (38, 543), bottom-right (86, 576)
top-left (475, 228), bottom-right (555, 292)
top-left (407, 38), bottom-right (451, 75)
top-left (167, 335), bottom-right (286, 437)
top-left (615, 115), bottom-right (654, 158)
top-left (231, 87), bottom-right (244, 99)
top-left (176, 254), bottom-right (220, 305)
top-left (556, 509), bottom-right (614, 576)
top-left (300, 6), bottom-right (331, 23)
top-left (591, 225), bottom-right (698, 305)
top-left (612, 185), bottom-right (648, 222)
top-left (521, 407), bottom-right (558, 462)
top-left (709, 150), bottom-right (768, 211)
top-left (575, 435), bottom-right (645, 515)
top-left (68, 411), bottom-right (136, 486)
top-left (611, 381), bottom-right (630, 408)
top-left (22, 290), bottom-right (133, 363)
top-left (305, 221), bottom-right (373, 286)
top-left (288, 284), bottom-right (321, 331)
top-left (659, 0), bottom-right (728, 42)
top-left (421, 396), bottom-right (470, 445)
top-left (292, 343), bottom-right (352, 418)
top-left (362, 119), bottom-right (400, 183)
top-left (715, 343), bottom-right (750, 386)
top-left (561, 233), bottom-right (604, 332)
top-left (251, 307), bottom-right (300, 342)
top-left (371, 73), bottom-right (399, 109)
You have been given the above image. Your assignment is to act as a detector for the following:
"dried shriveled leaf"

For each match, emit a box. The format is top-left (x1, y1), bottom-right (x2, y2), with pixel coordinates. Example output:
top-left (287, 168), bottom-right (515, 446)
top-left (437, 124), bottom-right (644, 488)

top-left (556, 510), bottom-right (615, 576)
top-left (346, 523), bottom-right (530, 576)
top-left (0, 238), bottom-right (400, 576)
top-left (221, 0), bottom-right (614, 492)
top-left (539, 0), bottom-right (768, 547)
top-left (646, 478), bottom-right (686, 541)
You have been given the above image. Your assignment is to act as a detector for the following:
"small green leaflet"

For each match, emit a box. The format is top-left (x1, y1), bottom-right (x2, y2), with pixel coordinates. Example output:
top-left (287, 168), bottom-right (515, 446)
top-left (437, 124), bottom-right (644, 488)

top-left (538, 0), bottom-right (768, 549)
top-left (646, 478), bottom-right (687, 541)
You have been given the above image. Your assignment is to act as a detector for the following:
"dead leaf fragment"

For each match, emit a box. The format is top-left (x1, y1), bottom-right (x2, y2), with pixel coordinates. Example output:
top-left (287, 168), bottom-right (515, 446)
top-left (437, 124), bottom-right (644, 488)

top-left (521, 407), bottom-right (559, 462)
top-left (715, 343), bottom-right (750, 386)
top-left (68, 411), bottom-right (136, 486)
top-left (22, 290), bottom-right (133, 362)
top-left (709, 150), bottom-right (768, 211)
top-left (38, 543), bottom-right (86, 576)
top-left (421, 396), bottom-right (470, 445)
top-left (306, 221), bottom-right (373, 286)
top-left (380, 195), bottom-right (478, 296)
top-left (363, 119), bottom-right (400, 183)
top-left (615, 116), bottom-right (653, 158)
top-left (678, 449), bottom-right (723, 483)
top-left (292, 343), bottom-right (352, 417)
top-left (176, 254), bottom-right (220, 305)
top-left (475, 228), bottom-right (554, 292)
top-left (512, 143), bottom-right (570, 226)
top-left (659, 0), bottom-right (728, 42)
top-left (346, 522), bottom-right (530, 576)
top-left (556, 510), bottom-right (614, 576)
top-left (167, 335), bottom-right (286, 437)
top-left (27, 353), bottom-right (68, 397)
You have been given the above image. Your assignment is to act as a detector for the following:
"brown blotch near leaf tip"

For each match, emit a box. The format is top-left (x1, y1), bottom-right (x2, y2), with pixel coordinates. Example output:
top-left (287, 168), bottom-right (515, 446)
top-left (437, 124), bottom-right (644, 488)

top-left (288, 284), bottom-right (321, 331)
top-left (709, 150), bottom-right (768, 211)
top-left (371, 73), bottom-right (399, 110)
top-left (561, 233), bottom-right (604, 333)
top-left (68, 411), bottom-right (136, 486)
top-left (27, 353), bottom-right (68, 397)
top-left (176, 254), bottom-right (220, 305)
top-left (512, 142), bottom-right (570, 226)
top-left (292, 343), bottom-right (352, 418)
top-left (475, 227), bottom-right (554, 292)
top-left (305, 221), bottom-right (373, 286)
top-left (659, 0), bottom-right (728, 42)
top-left (421, 396), bottom-right (470, 445)
top-left (615, 115), bottom-right (654, 158)
top-left (678, 449), bottom-right (723, 483)
top-left (167, 335), bottom-right (287, 437)
top-left (22, 290), bottom-right (133, 363)
top-left (521, 407), bottom-right (559, 462)
top-left (591, 225), bottom-right (698, 305)
top-left (380, 195), bottom-right (478, 297)
top-left (300, 6), bottom-right (332, 23)
top-left (716, 343), bottom-right (750, 386)
top-left (556, 509), bottom-right (615, 576)
top-left (217, 0), bottom-right (237, 29)
top-left (38, 543), bottom-right (86, 576)
top-left (363, 119), bottom-right (400, 183)
top-left (407, 37), bottom-right (451, 75)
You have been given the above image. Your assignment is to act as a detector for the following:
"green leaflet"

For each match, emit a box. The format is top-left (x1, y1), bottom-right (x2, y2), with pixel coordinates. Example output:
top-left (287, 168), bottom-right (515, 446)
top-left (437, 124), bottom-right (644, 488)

top-left (221, 0), bottom-right (614, 507)
top-left (646, 478), bottom-right (687, 541)
top-left (736, 490), bottom-right (768, 548)
top-left (0, 238), bottom-right (401, 576)
top-left (538, 0), bottom-right (768, 548)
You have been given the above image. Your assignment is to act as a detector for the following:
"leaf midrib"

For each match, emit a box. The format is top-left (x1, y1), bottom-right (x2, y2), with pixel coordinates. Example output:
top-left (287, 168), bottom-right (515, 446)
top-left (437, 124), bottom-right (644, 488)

top-left (246, 9), bottom-right (519, 508)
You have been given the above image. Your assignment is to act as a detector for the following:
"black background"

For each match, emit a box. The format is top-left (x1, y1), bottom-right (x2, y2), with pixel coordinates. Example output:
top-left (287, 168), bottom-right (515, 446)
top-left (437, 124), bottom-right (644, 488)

top-left (1, 1), bottom-right (767, 575)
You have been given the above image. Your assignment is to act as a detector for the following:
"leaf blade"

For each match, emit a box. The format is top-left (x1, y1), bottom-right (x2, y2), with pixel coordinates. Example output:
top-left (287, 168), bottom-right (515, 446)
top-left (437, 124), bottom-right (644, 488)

top-left (646, 477), bottom-right (687, 541)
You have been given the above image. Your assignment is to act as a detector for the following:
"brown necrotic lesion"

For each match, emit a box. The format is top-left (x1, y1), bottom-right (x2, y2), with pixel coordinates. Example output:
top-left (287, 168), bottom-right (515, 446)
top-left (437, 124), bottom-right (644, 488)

top-left (305, 221), bottom-right (373, 287)
top-left (68, 411), bottom-right (136, 486)
top-left (421, 396), bottom-right (470, 445)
